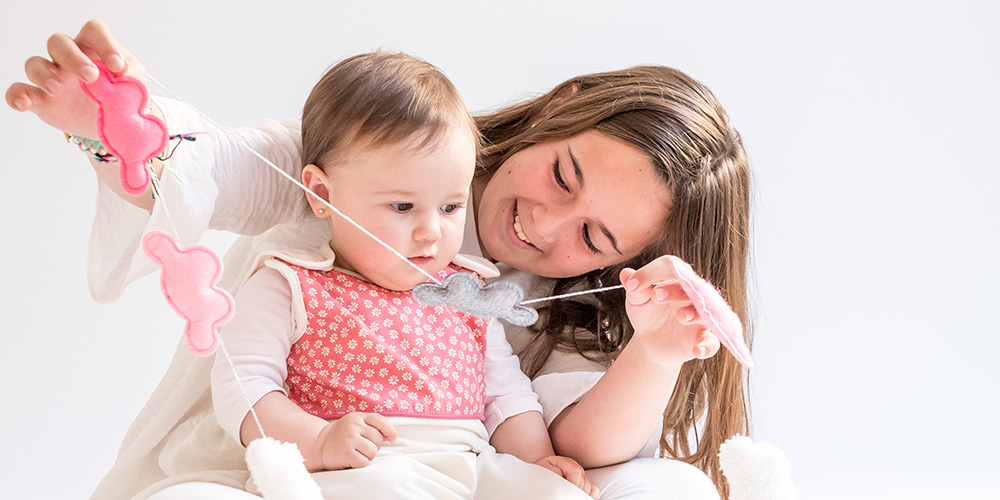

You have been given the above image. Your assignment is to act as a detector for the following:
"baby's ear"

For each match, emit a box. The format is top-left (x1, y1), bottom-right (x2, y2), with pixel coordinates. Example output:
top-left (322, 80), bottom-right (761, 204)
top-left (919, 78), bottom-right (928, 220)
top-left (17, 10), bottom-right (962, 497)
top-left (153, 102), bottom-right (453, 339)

top-left (302, 164), bottom-right (331, 218)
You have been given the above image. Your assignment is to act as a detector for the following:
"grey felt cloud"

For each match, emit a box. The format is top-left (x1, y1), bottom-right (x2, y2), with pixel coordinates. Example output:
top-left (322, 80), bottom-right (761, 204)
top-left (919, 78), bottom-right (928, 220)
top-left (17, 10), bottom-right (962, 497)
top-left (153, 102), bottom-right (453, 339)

top-left (412, 272), bottom-right (539, 327)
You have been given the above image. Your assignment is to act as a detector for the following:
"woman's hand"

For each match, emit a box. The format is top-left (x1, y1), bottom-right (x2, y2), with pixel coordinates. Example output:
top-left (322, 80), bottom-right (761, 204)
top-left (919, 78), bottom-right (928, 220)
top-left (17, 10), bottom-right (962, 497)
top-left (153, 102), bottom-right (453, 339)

top-left (620, 255), bottom-right (721, 365)
top-left (313, 412), bottom-right (397, 471)
top-left (6, 19), bottom-right (143, 138)
top-left (533, 455), bottom-right (600, 499)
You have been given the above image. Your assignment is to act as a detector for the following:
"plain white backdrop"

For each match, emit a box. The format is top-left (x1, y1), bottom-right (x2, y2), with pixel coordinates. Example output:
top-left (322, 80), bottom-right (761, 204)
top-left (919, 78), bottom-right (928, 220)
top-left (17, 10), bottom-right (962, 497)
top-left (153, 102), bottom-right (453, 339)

top-left (1, 1), bottom-right (998, 499)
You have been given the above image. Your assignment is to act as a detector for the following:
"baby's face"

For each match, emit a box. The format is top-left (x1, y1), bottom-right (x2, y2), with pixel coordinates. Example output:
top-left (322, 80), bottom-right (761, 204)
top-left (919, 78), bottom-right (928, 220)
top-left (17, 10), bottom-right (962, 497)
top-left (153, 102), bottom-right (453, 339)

top-left (321, 126), bottom-right (476, 291)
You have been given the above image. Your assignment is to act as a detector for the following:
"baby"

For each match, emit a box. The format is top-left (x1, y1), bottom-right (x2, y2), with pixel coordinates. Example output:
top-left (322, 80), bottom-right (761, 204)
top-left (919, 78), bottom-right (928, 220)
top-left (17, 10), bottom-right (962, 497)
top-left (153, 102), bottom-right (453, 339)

top-left (210, 51), bottom-right (598, 499)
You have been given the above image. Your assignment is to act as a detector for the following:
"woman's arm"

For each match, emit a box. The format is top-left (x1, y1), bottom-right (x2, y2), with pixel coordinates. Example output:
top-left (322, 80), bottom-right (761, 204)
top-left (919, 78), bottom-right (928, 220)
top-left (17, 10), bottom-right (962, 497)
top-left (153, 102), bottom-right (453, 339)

top-left (8, 19), bottom-right (306, 228)
top-left (547, 257), bottom-right (721, 468)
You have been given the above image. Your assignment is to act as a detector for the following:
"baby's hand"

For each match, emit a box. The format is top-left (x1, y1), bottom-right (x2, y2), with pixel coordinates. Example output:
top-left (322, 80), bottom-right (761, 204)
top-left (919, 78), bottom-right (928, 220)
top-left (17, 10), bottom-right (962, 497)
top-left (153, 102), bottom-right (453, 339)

top-left (314, 412), bottom-right (397, 470)
top-left (534, 455), bottom-right (600, 499)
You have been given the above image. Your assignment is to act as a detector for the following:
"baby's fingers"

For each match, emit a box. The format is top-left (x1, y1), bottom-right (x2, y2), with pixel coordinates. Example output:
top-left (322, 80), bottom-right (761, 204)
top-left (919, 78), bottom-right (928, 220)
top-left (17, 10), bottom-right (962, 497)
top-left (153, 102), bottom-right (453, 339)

top-left (362, 413), bottom-right (398, 444)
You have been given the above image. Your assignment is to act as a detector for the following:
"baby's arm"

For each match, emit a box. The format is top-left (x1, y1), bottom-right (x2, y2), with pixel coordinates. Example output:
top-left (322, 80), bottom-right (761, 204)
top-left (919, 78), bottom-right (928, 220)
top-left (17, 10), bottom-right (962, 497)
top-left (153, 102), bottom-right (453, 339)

top-left (211, 264), bottom-right (395, 471)
top-left (481, 320), bottom-right (599, 498)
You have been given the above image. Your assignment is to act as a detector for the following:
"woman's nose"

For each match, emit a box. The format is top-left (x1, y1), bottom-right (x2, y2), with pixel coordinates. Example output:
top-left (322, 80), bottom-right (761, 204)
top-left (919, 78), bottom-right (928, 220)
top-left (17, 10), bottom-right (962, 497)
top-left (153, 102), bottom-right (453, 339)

top-left (531, 203), bottom-right (574, 243)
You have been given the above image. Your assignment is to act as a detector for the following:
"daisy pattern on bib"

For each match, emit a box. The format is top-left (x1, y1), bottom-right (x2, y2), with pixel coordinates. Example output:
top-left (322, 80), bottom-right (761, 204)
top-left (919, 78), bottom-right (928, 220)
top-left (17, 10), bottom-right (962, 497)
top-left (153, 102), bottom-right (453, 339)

top-left (283, 262), bottom-right (488, 421)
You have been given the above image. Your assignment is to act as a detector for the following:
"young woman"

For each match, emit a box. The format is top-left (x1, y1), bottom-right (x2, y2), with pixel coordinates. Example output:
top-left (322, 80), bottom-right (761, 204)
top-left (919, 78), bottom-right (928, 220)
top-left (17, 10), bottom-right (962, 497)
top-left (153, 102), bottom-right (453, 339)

top-left (8, 20), bottom-right (750, 500)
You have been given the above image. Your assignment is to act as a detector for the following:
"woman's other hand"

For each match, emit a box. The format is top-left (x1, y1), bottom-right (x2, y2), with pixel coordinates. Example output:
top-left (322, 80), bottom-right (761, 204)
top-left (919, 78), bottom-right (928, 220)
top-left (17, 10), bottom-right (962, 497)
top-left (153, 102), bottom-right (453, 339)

top-left (620, 255), bottom-right (721, 365)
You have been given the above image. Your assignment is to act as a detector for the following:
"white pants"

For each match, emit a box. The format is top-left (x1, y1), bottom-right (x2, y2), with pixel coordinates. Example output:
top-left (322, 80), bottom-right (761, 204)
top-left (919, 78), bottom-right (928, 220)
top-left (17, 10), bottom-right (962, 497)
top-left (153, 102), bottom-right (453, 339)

top-left (147, 456), bottom-right (719, 500)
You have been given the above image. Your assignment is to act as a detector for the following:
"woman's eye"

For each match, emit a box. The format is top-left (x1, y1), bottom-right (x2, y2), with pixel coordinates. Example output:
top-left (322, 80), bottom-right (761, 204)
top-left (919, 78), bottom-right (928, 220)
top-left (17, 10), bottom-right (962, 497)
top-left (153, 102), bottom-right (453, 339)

top-left (552, 160), bottom-right (570, 192)
top-left (441, 203), bottom-right (462, 214)
top-left (389, 203), bottom-right (413, 213)
top-left (583, 224), bottom-right (600, 254)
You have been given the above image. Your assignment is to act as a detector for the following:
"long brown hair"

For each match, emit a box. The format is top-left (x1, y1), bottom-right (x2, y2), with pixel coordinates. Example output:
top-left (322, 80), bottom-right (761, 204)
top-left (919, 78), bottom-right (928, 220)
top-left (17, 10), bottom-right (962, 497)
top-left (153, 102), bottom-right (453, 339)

top-left (475, 66), bottom-right (752, 499)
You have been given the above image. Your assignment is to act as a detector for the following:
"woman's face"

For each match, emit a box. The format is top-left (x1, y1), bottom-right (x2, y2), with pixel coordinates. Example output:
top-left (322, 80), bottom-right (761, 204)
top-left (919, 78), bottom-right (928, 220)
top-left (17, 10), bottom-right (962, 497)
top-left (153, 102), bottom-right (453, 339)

top-left (475, 130), bottom-right (672, 278)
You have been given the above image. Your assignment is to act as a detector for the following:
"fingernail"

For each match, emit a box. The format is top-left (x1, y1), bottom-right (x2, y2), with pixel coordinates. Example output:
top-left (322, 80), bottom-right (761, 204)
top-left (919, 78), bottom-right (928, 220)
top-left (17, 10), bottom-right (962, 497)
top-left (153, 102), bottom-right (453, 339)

top-left (45, 78), bottom-right (62, 93)
top-left (654, 288), bottom-right (668, 301)
top-left (625, 278), bottom-right (639, 291)
top-left (13, 96), bottom-right (29, 111)
top-left (685, 309), bottom-right (696, 322)
top-left (81, 64), bottom-right (99, 82)
top-left (108, 54), bottom-right (125, 72)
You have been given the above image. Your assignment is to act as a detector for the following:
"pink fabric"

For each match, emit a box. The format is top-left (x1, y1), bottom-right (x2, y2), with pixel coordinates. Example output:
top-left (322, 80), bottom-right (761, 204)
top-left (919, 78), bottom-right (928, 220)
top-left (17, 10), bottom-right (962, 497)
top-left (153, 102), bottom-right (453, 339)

top-left (283, 263), bottom-right (488, 420)
top-left (142, 231), bottom-right (235, 356)
top-left (669, 257), bottom-right (754, 368)
top-left (79, 61), bottom-right (168, 195)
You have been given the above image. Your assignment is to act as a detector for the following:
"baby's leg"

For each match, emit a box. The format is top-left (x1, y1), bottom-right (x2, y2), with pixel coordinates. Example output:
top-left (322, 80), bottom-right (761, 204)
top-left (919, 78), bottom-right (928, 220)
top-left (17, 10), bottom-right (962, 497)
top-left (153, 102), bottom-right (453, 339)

top-left (586, 458), bottom-right (719, 500)
top-left (146, 482), bottom-right (260, 499)
top-left (312, 453), bottom-right (476, 500)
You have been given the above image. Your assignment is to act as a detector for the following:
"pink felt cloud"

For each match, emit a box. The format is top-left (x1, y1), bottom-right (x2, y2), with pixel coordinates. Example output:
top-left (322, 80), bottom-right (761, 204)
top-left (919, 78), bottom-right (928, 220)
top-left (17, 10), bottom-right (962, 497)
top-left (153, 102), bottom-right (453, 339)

top-left (668, 257), bottom-right (754, 368)
top-left (79, 61), bottom-right (168, 195)
top-left (142, 231), bottom-right (235, 356)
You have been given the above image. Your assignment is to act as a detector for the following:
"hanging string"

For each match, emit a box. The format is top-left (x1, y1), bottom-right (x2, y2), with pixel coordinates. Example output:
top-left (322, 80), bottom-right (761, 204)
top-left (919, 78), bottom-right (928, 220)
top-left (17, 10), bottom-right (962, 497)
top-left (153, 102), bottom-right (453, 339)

top-left (520, 279), bottom-right (678, 306)
top-left (133, 62), bottom-right (681, 312)
top-left (133, 62), bottom-right (441, 286)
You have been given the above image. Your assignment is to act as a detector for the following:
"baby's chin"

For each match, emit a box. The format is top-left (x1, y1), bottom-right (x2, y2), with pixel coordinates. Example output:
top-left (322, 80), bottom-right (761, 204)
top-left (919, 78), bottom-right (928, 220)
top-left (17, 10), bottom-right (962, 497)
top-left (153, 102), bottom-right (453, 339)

top-left (374, 267), bottom-right (450, 292)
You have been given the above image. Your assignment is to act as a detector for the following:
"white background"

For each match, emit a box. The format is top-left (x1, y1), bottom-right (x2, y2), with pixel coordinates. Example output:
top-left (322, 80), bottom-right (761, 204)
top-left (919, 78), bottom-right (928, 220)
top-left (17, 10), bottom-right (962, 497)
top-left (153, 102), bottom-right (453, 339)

top-left (1, 1), bottom-right (998, 499)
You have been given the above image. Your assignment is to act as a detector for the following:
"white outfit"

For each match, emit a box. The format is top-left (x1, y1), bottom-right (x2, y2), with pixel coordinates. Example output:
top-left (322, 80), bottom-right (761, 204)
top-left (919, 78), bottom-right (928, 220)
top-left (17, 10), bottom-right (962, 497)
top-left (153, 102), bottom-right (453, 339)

top-left (86, 97), bottom-right (718, 500)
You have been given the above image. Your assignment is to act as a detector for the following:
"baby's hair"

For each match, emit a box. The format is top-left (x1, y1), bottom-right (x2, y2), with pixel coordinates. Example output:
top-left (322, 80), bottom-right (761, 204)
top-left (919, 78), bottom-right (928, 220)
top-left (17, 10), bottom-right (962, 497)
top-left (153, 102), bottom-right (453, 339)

top-left (302, 51), bottom-right (478, 170)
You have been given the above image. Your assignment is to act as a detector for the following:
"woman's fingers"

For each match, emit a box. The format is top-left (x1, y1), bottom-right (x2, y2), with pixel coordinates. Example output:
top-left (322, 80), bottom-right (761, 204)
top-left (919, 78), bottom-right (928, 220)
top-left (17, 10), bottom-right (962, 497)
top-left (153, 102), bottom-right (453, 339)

top-left (694, 330), bottom-right (721, 359)
top-left (5, 83), bottom-right (44, 112)
top-left (47, 31), bottom-right (99, 82)
top-left (24, 56), bottom-right (62, 94)
top-left (75, 19), bottom-right (127, 73)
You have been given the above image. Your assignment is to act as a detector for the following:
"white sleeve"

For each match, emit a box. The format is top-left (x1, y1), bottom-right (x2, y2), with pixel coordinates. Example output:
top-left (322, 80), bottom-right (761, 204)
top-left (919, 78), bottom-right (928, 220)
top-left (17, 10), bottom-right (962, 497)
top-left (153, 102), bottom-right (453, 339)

top-left (210, 266), bottom-right (297, 443)
top-left (482, 319), bottom-right (543, 436)
top-left (87, 97), bottom-right (308, 302)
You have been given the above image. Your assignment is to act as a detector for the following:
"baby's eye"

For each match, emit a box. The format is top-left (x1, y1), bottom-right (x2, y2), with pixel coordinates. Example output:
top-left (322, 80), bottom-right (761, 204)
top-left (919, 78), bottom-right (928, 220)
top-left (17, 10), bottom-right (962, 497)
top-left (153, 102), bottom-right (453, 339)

top-left (389, 203), bottom-right (413, 213)
top-left (441, 203), bottom-right (463, 214)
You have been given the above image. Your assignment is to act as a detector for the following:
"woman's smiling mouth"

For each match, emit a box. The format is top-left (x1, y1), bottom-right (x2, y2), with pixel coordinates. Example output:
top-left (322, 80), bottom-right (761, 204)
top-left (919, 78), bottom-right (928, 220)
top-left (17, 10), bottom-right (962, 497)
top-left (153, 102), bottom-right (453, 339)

top-left (513, 206), bottom-right (535, 247)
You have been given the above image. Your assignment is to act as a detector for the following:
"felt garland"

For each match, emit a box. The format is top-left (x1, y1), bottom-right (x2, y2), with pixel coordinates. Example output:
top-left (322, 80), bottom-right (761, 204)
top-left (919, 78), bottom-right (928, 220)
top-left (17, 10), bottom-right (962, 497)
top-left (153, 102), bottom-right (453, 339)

top-left (81, 57), bottom-right (755, 500)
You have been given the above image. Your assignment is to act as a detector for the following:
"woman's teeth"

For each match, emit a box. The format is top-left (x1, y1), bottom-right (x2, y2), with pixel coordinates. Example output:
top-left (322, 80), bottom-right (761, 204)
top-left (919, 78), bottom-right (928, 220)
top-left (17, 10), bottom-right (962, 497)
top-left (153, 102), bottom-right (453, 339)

top-left (513, 213), bottom-right (533, 245)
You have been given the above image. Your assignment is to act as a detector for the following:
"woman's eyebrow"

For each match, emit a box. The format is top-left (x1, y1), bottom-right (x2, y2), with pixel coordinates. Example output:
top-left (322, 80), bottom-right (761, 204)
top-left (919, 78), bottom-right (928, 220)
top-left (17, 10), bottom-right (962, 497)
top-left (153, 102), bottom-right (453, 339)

top-left (601, 226), bottom-right (622, 255)
top-left (569, 144), bottom-right (622, 255)
top-left (567, 145), bottom-right (584, 186)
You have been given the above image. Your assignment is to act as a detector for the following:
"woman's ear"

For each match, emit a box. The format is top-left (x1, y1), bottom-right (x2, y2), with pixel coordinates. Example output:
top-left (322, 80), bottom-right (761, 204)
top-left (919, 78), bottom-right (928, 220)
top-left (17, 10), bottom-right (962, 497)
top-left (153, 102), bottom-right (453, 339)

top-left (302, 164), bottom-right (331, 218)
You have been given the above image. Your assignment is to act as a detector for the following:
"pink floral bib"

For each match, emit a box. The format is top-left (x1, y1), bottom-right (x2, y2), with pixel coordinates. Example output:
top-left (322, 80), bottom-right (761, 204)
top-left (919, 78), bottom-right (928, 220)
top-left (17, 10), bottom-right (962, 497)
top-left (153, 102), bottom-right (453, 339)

top-left (283, 262), bottom-right (488, 420)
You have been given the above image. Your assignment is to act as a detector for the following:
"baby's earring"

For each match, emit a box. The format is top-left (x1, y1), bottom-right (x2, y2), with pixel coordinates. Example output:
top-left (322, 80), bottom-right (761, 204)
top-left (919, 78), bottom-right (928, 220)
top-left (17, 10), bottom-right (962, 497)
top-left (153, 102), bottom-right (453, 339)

top-left (317, 208), bottom-right (325, 216)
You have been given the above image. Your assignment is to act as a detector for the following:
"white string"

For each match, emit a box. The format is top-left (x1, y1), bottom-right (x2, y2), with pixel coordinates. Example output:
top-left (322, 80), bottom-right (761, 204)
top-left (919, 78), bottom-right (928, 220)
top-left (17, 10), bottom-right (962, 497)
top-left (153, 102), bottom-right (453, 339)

top-left (134, 62), bottom-right (440, 286)
top-left (218, 336), bottom-right (267, 438)
top-left (520, 279), bottom-right (678, 305)
top-left (148, 164), bottom-right (181, 240)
